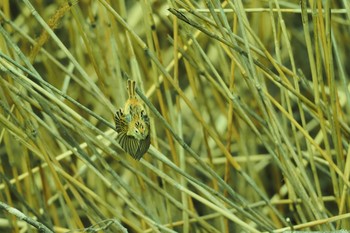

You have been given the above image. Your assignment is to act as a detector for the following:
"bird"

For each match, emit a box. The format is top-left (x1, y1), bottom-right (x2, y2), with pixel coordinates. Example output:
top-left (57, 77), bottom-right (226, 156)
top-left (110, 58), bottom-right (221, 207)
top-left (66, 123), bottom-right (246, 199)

top-left (114, 80), bottom-right (150, 160)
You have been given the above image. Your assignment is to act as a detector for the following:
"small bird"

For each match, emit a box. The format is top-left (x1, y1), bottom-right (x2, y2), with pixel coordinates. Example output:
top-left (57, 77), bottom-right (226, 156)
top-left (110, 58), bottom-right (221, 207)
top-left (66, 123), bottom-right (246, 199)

top-left (114, 80), bottom-right (150, 160)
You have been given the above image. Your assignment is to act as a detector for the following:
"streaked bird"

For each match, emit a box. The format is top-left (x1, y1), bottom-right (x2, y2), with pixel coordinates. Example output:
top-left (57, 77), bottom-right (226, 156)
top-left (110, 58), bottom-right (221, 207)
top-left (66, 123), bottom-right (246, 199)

top-left (114, 80), bottom-right (150, 160)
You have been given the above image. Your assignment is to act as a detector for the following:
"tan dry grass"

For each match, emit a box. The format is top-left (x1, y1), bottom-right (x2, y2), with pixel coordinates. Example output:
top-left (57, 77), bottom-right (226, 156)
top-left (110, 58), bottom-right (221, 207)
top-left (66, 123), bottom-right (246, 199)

top-left (0, 0), bottom-right (350, 232)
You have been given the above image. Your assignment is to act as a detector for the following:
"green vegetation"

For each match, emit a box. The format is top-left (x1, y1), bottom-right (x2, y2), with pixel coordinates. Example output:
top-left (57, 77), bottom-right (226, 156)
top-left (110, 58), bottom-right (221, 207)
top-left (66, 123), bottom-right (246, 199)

top-left (0, 1), bottom-right (349, 232)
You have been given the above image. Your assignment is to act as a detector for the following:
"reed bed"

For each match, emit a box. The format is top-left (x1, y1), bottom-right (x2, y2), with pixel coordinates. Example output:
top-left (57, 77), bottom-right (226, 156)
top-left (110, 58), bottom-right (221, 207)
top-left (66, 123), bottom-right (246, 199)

top-left (0, 0), bottom-right (350, 232)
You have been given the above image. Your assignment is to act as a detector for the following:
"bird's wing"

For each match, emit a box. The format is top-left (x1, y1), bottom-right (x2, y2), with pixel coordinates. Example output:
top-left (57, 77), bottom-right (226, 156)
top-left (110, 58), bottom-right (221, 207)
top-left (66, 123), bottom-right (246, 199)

top-left (134, 134), bottom-right (151, 160)
top-left (114, 109), bottom-right (128, 133)
top-left (116, 132), bottom-right (140, 160)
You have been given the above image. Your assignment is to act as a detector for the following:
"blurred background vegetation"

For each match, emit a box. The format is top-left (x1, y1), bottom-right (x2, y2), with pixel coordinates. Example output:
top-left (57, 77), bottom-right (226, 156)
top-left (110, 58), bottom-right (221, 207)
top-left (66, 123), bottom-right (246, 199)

top-left (0, 0), bottom-right (350, 232)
